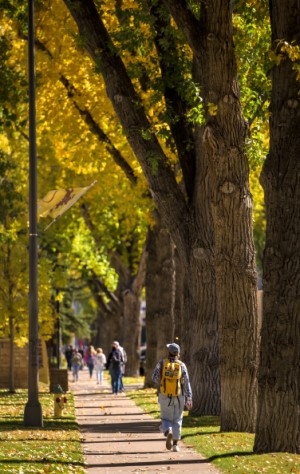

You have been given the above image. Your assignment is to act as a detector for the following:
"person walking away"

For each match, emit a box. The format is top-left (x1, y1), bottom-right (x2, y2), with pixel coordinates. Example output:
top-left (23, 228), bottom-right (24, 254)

top-left (95, 348), bottom-right (106, 384)
top-left (65, 345), bottom-right (73, 371)
top-left (152, 342), bottom-right (193, 452)
top-left (71, 348), bottom-right (83, 382)
top-left (85, 345), bottom-right (96, 379)
top-left (114, 342), bottom-right (127, 392)
top-left (106, 341), bottom-right (123, 395)
top-left (78, 345), bottom-right (84, 362)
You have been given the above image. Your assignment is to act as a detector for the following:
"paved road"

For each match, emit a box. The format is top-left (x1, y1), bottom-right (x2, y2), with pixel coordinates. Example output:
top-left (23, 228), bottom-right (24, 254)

top-left (69, 369), bottom-right (220, 474)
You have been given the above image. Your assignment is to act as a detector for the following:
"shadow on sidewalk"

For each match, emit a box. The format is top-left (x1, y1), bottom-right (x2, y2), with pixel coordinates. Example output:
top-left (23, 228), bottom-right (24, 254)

top-left (69, 370), bottom-right (220, 473)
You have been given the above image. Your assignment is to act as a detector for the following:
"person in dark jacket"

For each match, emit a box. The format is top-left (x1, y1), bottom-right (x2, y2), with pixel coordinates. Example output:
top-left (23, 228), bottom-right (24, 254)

top-left (106, 341), bottom-right (123, 395)
top-left (65, 345), bottom-right (73, 371)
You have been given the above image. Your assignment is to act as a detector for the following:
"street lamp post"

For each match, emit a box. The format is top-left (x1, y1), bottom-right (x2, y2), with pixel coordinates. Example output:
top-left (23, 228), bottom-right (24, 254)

top-left (24, 0), bottom-right (43, 427)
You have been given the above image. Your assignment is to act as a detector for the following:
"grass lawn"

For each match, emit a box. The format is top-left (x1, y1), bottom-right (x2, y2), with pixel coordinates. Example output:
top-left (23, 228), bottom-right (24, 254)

top-left (126, 385), bottom-right (300, 474)
top-left (1, 378), bottom-right (298, 474)
top-left (0, 388), bottom-right (85, 474)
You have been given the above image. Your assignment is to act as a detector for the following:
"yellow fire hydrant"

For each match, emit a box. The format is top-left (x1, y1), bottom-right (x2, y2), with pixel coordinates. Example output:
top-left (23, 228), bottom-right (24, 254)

top-left (53, 384), bottom-right (67, 417)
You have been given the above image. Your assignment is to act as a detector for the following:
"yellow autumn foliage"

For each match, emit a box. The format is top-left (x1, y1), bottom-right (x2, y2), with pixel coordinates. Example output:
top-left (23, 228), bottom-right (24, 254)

top-left (0, 0), bottom-right (151, 232)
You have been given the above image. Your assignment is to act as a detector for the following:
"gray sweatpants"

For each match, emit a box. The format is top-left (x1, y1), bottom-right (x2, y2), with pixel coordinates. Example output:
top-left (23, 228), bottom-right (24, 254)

top-left (158, 393), bottom-right (185, 440)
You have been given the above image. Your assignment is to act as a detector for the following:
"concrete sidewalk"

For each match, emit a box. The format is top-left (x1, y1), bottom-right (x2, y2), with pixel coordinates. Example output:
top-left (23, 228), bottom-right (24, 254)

top-left (69, 369), bottom-right (220, 474)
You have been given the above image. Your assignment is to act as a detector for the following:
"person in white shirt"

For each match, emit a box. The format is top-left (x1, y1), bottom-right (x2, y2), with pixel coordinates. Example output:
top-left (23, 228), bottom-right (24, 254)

top-left (95, 347), bottom-right (107, 384)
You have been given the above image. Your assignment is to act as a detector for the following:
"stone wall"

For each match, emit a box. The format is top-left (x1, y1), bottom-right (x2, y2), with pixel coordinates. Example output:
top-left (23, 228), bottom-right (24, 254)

top-left (49, 368), bottom-right (68, 392)
top-left (0, 338), bottom-right (49, 388)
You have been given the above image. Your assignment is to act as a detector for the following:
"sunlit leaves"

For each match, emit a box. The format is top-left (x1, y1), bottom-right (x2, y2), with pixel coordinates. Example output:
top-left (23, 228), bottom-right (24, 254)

top-left (232, 1), bottom-right (270, 270)
top-left (0, 14), bottom-right (28, 133)
top-left (1, 0), bottom-right (152, 344)
top-left (271, 40), bottom-right (300, 79)
top-left (233, 0), bottom-right (271, 166)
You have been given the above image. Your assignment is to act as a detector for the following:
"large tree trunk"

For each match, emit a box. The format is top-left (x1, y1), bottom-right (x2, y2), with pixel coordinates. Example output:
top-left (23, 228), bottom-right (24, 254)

top-left (94, 307), bottom-right (121, 356)
top-left (167, 0), bottom-right (259, 430)
top-left (122, 290), bottom-right (141, 376)
top-left (121, 248), bottom-right (147, 376)
top-left (254, 0), bottom-right (300, 454)
top-left (181, 250), bottom-right (220, 416)
top-left (173, 248), bottom-right (185, 344)
top-left (143, 214), bottom-right (219, 416)
top-left (63, 0), bottom-right (259, 420)
top-left (63, 0), bottom-right (220, 415)
top-left (199, 10), bottom-right (259, 432)
top-left (144, 220), bottom-right (176, 387)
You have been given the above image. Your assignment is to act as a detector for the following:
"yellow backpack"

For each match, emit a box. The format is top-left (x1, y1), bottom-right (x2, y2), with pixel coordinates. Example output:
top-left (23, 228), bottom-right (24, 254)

top-left (160, 359), bottom-right (182, 397)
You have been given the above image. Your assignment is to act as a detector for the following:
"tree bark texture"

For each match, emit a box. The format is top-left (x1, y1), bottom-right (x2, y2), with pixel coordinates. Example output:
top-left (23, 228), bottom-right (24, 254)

top-left (144, 220), bottom-right (175, 387)
top-left (254, 0), bottom-right (300, 454)
top-left (174, 248), bottom-right (185, 344)
top-left (181, 250), bottom-right (220, 416)
top-left (181, 0), bottom-right (259, 431)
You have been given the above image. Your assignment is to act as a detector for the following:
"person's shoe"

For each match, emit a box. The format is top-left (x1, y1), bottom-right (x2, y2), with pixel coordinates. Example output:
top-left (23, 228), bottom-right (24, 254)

top-left (165, 429), bottom-right (172, 450)
top-left (172, 444), bottom-right (179, 452)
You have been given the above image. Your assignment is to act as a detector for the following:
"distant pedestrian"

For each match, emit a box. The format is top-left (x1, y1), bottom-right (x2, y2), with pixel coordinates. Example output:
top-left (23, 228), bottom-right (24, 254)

top-left (115, 342), bottom-right (127, 392)
top-left (95, 348), bottom-right (106, 385)
top-left (71, 348), bottom-right (83, 382)
top-left (78, 345), bottom-right (84, 361)
top-left (106, 341), bottom-right (123, 395)
top-left (152, 342), bottom-right (192, 452)
top-left (65, 345), bottom-right (73, 371)
top-left (85, 345), bottom-right (96, 379)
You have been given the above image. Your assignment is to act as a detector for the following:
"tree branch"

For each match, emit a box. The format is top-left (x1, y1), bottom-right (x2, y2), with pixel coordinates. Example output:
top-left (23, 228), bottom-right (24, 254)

top-left (80, 202), bottom-right (131, 283)
top-left (131, 244), bottom-right (147, 295)
top-left (62, 0), bottom-right (188, 238)
top-left (161, 0), bottom-right (203, 58)
top-left (148, 0), bottom-right (196, 202)
top-left (21, 32), bottom-right (138, 185)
